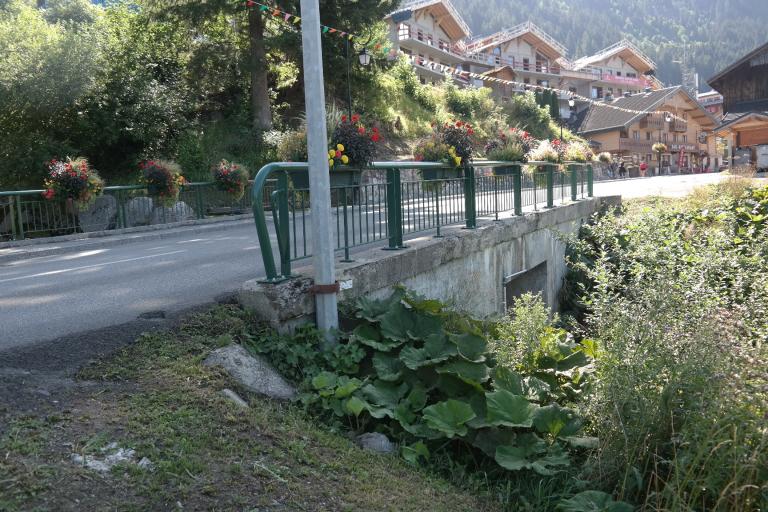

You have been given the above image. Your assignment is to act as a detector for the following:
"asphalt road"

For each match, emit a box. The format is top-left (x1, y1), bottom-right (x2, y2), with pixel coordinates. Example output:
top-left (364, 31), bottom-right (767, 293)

top-left (0, 173), bottom-right (746, 350)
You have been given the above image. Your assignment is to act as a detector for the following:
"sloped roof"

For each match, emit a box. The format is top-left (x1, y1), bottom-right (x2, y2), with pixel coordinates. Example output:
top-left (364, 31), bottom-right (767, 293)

top-left (708, 41), bottom-right (768, 87)
top-left (465, 21), bottom-right (567, 60)
top-left (386, 0), bottom-right (471, 40)
top-left (575, 86), bottom-right (716, 135)
top-left (573, 39), bottom-right (656, 74)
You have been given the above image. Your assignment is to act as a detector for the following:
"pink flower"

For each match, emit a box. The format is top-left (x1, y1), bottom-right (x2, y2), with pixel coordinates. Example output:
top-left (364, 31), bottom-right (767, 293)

top-left (358, 126), bottom-right (365, 134)
top-left (351, 114), bottom-right (360, 123)
top-left (335, 150), bottom-right (342, 158)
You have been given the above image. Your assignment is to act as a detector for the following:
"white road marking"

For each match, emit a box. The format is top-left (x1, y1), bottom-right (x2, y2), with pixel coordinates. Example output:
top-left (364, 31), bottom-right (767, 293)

top-left (0, 250), bottom-right (186, 284)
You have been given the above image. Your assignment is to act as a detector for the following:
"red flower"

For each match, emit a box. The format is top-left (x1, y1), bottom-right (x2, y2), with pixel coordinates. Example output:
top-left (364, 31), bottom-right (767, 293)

top-left (414, 154), bottom-right (423, 161)
top-left (357, 126), bottom-right (365, 134)
top-left (335, 150), bottom-right (342, 158)
top-left (246, 0), bottom-right (255, 5)
top-left (341, 115), bottom-right (348, 122)
top-left (371, 133), bottom-right (380, 142)
top-left (456, 121), bottom-right (462, 127)
top-left (467, 128), bottom-right (474, 135)
top-left (351, 113), bottom-right (360, 123)
top-left (522, 131), bottom-right (529, 138)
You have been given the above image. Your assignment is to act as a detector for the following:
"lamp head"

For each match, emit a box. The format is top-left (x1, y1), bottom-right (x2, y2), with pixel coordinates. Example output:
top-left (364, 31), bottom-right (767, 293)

top-left (358, 48), bottom-right (371, 66)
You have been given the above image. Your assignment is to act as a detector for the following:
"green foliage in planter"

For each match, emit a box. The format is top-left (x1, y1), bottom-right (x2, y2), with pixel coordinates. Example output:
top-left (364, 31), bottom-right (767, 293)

top-left (294, 288), bottom-right (596, 476)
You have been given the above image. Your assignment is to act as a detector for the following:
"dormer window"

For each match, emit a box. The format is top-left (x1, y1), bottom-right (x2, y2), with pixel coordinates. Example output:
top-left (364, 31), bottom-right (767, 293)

top-left (397, 23), bottom-right (410, 40)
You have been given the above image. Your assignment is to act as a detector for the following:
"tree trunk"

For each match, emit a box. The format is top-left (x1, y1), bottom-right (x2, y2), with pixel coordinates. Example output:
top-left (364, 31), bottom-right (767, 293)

top-left (248, 8), bottom-right (272, 130)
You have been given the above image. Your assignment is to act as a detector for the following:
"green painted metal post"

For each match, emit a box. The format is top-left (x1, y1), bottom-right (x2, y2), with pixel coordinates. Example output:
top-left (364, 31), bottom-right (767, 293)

top-left (277, 172), bottom-right (291, 277)
top-left (195, 186), bottom-right (205, 219)
top-left (15, 194), bottom-right (24, 240)
top-left (587, 165), bottom-right (594, 197)
top-left (513, 165), bottom-right (522, 216)
top-left (464, 166), bottom-right (476, 229)
top-left (8, 196), bottom-right (18, 240)
top-left (434, 185), bottom-right (443, 238)
top-left (341, 187), bottom-right (352, 262)
top-left (570, 164), bottom-right (578, 201)
top-left (546, 165), bottom-right (554, 208)
top-left (385, 167), bottom-right (403, 249)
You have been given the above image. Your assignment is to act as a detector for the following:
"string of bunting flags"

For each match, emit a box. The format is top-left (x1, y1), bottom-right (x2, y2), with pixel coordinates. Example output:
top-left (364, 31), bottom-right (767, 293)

top-left (244, 0), bottom-right (396, 54)
top-left (248, 0), bottom-right (684, 122)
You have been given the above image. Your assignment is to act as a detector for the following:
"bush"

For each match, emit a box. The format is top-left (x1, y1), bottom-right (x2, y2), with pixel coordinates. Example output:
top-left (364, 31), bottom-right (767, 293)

top-left (140, 159), bottom-right (185, 207)
top-left (503, 92), bottom-right (553, 140)
top-left (276, 129), bottom-right (308, 162)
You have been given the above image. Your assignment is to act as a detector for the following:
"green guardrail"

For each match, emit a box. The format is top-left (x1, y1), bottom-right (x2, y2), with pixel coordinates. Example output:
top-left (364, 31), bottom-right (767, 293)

top-left (251, 161), bottom-right (593, 282)
top-left (0, 181), bottom-right (265, 241)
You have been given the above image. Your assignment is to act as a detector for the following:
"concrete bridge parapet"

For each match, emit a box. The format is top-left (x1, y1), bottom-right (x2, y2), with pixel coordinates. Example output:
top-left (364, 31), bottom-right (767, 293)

top-left (239, 196), bottom-right (621, 330)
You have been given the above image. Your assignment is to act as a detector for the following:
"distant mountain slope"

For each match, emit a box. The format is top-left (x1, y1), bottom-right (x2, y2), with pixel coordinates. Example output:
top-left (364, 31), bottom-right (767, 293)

top-left (449, 0), bottom-right (768, 90)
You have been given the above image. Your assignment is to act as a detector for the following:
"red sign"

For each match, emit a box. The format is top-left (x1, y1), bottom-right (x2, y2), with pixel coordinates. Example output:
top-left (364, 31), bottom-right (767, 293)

top-left (678, 148), bottom-right (685, 168)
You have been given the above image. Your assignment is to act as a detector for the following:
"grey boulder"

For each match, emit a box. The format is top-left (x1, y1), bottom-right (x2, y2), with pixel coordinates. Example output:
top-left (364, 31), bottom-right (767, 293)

top-left (355, 432), bottom-right (396, 454)
top-left (125, 197), bottom-right (154, 227)
top-left (149, 201), bottom-right (195, 225)
top-left (204, 344), bottom-right (296, 401)
top-left (78, 195), bottom-right (117, 232)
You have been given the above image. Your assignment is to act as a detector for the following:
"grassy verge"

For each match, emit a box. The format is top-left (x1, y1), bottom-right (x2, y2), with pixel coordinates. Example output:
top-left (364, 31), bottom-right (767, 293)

top-left (0, 306), bottom-right (495, 512)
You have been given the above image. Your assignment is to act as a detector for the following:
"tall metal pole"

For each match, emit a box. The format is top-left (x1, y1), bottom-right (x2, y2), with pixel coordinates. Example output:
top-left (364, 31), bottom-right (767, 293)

top-left (299, 0), bottom-right (339, 337)
top-left (345, 38), bottom-right (353, 121)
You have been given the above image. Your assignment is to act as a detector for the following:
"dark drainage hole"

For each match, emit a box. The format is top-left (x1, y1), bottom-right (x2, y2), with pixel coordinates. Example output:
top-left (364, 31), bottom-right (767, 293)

top-left (138, 310), bottom-right (166, 320)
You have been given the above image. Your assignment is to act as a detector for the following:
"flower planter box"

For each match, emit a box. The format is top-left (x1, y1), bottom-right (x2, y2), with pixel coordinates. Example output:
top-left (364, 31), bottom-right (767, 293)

top-left (493, 164), bottom-right (522, 176)
top-left (420, 168), bottom-right (462, 181)
top-left (288, 168), bottom-right (363, 190)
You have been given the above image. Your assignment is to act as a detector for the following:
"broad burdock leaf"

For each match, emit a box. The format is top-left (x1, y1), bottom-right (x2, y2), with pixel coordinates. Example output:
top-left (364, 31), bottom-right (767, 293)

top-left (406, 312), bottom-right (444, 340)
top-left (355, 288), bottom-right (405, 321)
top-left (333, 377), bottom-right (362, 398)
top-left (485, 389), bottom-right (538, 428)
top-left (362, 380), bottom-right (409, 409)
top-left (344, 396), bottom-right (366, 417)
top-left (436, 360), bottom-right (491, 387)
top-left (311, 371), bottom-right (337, 390)
top-left (450, 332), bottom-right (488, 362)
top-left (405, 384), bottom-right (428, 411)
top-left (379, 302), bottom-right (417, 341)
top-left (522, 376), bottom-right (551, 402)
top-left (533, 404), bottom-right (583, 438)
top-left (401, 441), bottom-right (430, 464)
top-left (351, 323), bottom-right (403, 352)
top-left (372, 352), bottom-right (404, 381)
top-left (493, 366), bottom-right (524, 395)
top-left (400, 333), bottom-right (457, 369)
top-left (495, 434), bottom-right (570, 475)
top-left (422, 399), bottom-right (476, 438)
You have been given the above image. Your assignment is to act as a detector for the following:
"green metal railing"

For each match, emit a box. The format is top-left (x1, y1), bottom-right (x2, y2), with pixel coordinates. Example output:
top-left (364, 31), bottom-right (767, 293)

top-left (0, 181), bottom-right (274, 241)
top-left (252, 160), bottom-right (593, 282)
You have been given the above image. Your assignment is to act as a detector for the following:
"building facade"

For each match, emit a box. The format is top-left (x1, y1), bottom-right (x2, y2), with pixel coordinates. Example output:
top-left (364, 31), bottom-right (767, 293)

top-left (708, 41), bottom-right (768, 168)
top-left (384, 0), bottom-right (663, 105)
top-left (573, 87), bottom-right (718, 173)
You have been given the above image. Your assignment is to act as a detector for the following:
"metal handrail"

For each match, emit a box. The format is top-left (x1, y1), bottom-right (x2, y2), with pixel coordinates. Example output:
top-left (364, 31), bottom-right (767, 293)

top-left (250, 160), bottom-right (594, 282)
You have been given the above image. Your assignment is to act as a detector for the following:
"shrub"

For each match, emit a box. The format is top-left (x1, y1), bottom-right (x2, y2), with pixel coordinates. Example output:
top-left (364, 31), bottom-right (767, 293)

top-left (276, 129), bottom-right (308, 162)
top-left (597, 152), bottom-right (612, 163)
top-left (503, 92), bottom-right (553, 140)
top-left (484, 128), bottom-right (532, 162)
top-left (212, 160), bottom-right (249, 201)
top-left (140, 159), bottom-right (185, 207)
top-left (42, 157), bottom-right (104, 210)
top-left (651, 142), bottom-right (667, 154)
top-left (528, 140), bottom-right (560, 164)
top-left (564, 141), bottom-right (593, 163)
top-left (438, 120), bottom-right (475, 166)
top-left (413, 138), bottom-right (461, 168)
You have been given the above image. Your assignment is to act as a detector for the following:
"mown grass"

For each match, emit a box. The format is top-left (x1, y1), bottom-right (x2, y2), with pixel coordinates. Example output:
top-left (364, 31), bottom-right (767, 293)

top-left (0, 305), bottom-right (496, 511)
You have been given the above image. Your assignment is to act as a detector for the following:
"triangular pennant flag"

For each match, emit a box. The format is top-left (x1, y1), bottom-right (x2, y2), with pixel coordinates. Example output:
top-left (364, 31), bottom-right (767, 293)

top-left (348, 34), bottom-right (353, 40)
top-left (259, 4), bottom-right (268, 11)
top-left (272, 8), bottom-right (280, 16)
top-left (293, 16), bottom-right (301, 24)
top-left (322, 26), bottom-right (329, 33)
top-left (374, 43), bottom-right (381, 50)
top-left (246, 0), bottom-right (255, 7)
top-left (284, 13), bottom-right (291, 21)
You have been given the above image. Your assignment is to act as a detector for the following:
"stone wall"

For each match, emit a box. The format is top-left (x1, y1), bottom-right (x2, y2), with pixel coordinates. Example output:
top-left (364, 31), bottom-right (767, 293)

top-left (239, 196), bottom-right (621, 330)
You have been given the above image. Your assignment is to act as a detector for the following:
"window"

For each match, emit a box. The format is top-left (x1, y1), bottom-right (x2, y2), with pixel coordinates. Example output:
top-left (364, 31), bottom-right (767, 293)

top-left (417, 29), bottom-right (424, 41)
top-left (647, 153), bottom-right (653, 162)
top-left (682, 135), bottom-right (687, 143)
top-left (663, 133), bottom-right (668, 143)
top-left (427, 34), bottom-right (433, 46)
top-left (569, 86), bottom-right (577, 94)
top-left (673, 134), bottom-right (678, 143)
top-left (522, 58), bottom-right (530, 70)
top-left (537, 80), bottom-right (549, 87)
top-left (646, 132), bottom-right (651, 140)
top-left (617, 71), bottom-right (622, 77)
top-left (523, 78), bottom-right (530, 84)
top-left (626, 72), bottom-right (637, 78)
top-left (419, 76), bottom-right (426, 84)
top-left (633, 131), bottom-right (640, 140)
top-left (398, 23), bottom-right (410, 40)
top-left (591, 86), bottom-right (603, 99)
top-left (438, 39), bottom-right (449, 51)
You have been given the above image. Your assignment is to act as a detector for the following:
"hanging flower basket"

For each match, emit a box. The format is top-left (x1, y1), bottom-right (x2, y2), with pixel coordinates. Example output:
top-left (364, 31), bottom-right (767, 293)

top-left (42, 157), bottom-right (104, 211)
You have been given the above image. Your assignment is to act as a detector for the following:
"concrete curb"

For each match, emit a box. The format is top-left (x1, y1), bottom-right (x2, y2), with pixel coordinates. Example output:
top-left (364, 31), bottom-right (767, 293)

top-left (0, 215), bottom-right (256, 263)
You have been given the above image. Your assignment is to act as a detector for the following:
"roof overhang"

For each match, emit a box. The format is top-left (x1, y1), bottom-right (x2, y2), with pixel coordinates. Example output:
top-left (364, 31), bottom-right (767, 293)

top-left (713, 112), bottom-right (768, 136)
top-left (708, 41), bottom-right (768, 89)
top-left (574, 40), bottom-right (655, 74)
top-left (386, 0), bottom-right (470, 40)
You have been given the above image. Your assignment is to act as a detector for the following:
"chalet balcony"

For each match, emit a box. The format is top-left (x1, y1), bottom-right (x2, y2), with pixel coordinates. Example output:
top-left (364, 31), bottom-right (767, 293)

top-left (672, 119), bottom-right (688, 132)
top-left (398, 31), bottom-right (465, 64)
top-left (618, 138), bottom-right (653, 152)
top-left (640, 114), bottom-right (663, 130)
top-left (465, 53), bottom-right (561, 76)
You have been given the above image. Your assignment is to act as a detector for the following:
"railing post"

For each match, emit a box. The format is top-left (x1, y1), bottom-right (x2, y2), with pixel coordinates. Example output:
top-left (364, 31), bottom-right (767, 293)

top-left (277, 172), bottom-right (291, 277)
top-left (434, 184), bottom-right (443, 238)
top-left (195, 185), bottom-right (205, 219)
top-left (570, 164), bottom-right (578, 201)
top-left (115, 190), bottom-right (124, 229)
top-left (513, 164), bottom-right (522, 216)
top-left (384, 167), bottom-right (404, 250)
top-left (587, 165), bottom-right (594, 197)
top-left (493, 173), bottom-right (499, 221)
top-left (546, 164), bottom-right (554, 208)
top-left (464, 165), bottom-right (476, 229)
top-left (341, 187), bottom-right (352, 262)
top-left (14, 194), bottom-right (25, 240)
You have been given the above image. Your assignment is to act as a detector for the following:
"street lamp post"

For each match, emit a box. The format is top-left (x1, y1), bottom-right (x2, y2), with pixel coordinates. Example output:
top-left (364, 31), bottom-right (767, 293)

top-left (560, 97), bottom-right (576, 139)
top-left (345, 41), bottom-right (372, 119)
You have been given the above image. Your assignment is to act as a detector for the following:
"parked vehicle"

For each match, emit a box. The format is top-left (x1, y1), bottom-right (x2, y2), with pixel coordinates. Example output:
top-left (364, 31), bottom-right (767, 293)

top-left (755, 144), bottom-right (768, 171)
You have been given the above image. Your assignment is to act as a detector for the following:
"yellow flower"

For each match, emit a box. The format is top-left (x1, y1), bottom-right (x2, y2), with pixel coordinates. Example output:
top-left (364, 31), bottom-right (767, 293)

top-left (336, 144), bottom-right (344, 152)
top-left (341, 155), bottom-right (349, 164)
top-left (454, 156), bottom-right (462, 166)
top-left (328, 159), bottom-right (334, 167)
top-left (328, 149), bottom-right (335, 158)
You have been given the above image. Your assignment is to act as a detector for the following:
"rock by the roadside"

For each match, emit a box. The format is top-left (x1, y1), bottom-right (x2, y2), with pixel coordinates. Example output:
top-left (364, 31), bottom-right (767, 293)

top-left (220, 388), bottom-right (249, 408)
top-left (355, 432), bottom-right (396, 454)
top-left (149, 201), bottom-right (196, 225)
top-left (125, 197), bottom-right (154, 227)
top-left (203, 344), bottom-right (296, 401)
top-left (78, 195), bottom-right (117, 232)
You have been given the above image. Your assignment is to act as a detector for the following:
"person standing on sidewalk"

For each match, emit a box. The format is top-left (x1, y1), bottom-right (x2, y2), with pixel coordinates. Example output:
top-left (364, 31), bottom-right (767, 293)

top-left (618, 161), bottom-right (627, 178)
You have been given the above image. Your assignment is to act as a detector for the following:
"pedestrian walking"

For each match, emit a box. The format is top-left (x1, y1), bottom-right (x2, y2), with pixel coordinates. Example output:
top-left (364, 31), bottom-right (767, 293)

top-left (619, 161), bottom-right (627, 178)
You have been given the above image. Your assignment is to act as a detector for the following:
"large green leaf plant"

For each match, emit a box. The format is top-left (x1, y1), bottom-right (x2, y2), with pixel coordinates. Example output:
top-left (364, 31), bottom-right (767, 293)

top-left (304, 288), bottom-right (597, 475)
